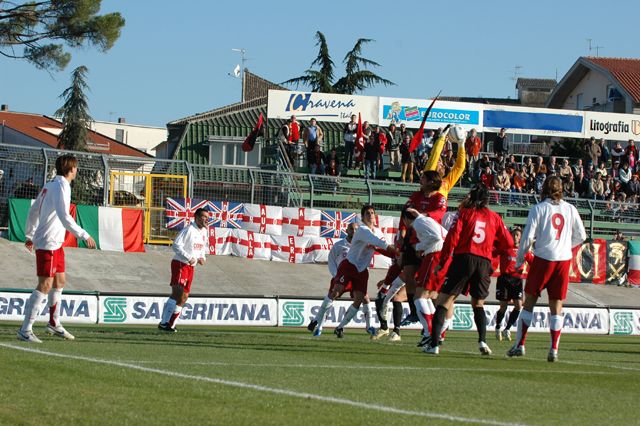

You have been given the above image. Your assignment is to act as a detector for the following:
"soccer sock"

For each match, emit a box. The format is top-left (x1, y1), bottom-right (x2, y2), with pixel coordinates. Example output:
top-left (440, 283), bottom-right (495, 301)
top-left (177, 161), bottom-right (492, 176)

top-left (375, 297), bottom-right (388, 330)
top-left (441, 317), bottom-right (452, 340)
top-left (168, 305), bottom-right (182, 328)
top-left (473, 307), bottom-right (487, 343)
top-left (549, 314), bottom-right (563, 351)
top-left (337, 305), bottom-right (359, 328)
top-left (392, 301), bottom-right (403, 334)
top-left (161, 298), bottom-right (177, 325)
top-left (414, 298), bottom-right (432, 335)
top-left (495, 308), bottom-right (506, 331)
top-left (315, 296), bottom-right (334, 330)
top-left (407, 293), bottom-right (417, 317)
top-left (21, 290), bottom-right (45, 333)
top-left (361, 303), bottom-right (372, 330)
top-left (505, 309), bottom-right (521, 331)
top-left (47, 288), bottom-right (63, 327)
top-left (426, 298), bottom-right (435, 314)
top-left (383, 277), bottom-right (405, 305)
top-left (430, 305), bottom-right (448, 345)
top-left (515, 309), bottom-right (533, 347)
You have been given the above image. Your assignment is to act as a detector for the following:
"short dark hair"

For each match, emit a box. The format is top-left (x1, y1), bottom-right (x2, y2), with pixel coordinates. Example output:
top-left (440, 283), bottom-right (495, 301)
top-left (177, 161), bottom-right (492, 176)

top-left (55, 154), bottom-right (78, 176)
top-left (194, 208), bottom-right (209, 218)
top-left (422, 170), bottom-right (442, 192)
top-left (401, 207), bottom-right (418, 221)
top-left (361, 204), bottom-right (375, 216)
top-left (461, 185), bottom-right (489, 209)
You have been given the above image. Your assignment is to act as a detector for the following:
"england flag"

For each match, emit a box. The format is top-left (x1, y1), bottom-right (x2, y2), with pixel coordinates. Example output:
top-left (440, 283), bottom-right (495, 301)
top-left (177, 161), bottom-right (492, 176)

top-left (282, 207), bottom-right (322, 237)
top-left (306, 237), bottom-right (337, 263)
top-left (375, 214), bottom-right (400, 243)
top-left (241, 203), bottom-right (283, 235)
top-left (270, 235), bottom-right (312, 263)
top-left (208, 227), bottom-right (233, 256)
top-left (229, 229), bottom-right (271, 260)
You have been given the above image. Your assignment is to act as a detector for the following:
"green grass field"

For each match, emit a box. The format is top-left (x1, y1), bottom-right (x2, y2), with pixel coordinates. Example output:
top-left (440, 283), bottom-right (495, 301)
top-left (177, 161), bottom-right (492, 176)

top-left (0, 323), bottom-right (639, 425)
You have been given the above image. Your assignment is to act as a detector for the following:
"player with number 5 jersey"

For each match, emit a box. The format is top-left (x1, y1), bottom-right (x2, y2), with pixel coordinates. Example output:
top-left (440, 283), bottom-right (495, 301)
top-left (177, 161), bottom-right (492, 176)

top-left (508, 175), bottom-right (586, 362)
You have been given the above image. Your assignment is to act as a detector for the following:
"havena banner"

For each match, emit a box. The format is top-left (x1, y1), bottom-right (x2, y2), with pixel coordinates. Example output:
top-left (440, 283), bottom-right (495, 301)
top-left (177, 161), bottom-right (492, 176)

top-left (76, 205), bottom-right (144, 252)
top-left (627, 241), bottom-right (640, 287)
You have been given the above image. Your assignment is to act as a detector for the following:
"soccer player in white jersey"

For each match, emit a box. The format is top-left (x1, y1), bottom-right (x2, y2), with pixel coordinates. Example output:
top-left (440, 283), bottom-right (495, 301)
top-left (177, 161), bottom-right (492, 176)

top-left (507, 176), bottom-right (586, 362)
top-left (400, 207), bottom-right (448, 347)
top-left (307, 223), bottom-right (376, 337)
top-left (333, 205), bottom-right (397, 338)
top-left (19, 154), bottom-right (96, 343)
top-left (158, 208), bottom-right (209, 332)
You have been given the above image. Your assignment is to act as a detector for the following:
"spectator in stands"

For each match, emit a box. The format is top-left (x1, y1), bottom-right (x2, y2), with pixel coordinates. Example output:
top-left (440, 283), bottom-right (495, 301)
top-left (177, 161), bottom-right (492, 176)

top-left (343, 115), bottom-right (358, 169)
top-left (308, 144), bottom-right (326, 175)
top-left (627, 174), bottom-right (640, 204)
top-left (493, 128), bottom-right (508, 156)
top-left (559, 158), bottom-right (573, 179)
top-left (613, 229), bottom-right (626, 241)
top-left (584, 137), bottom-right (601, 166)
top-left (364, 126), bottom-right (380, 179)
top-left (506, 154), bottom-right (518, 172)
top-left (465, 129), bottom-right (481, 175)
top-left (400, 135), bottom-right (414, 183)
top-left (535, 165), bottom-right (548, 194)
top-left (572, 158), bottom-right (584, 178)
top-left (547, 156), bottom-right (559, 176)
top-left (326, 158), bottom-right (339, 177)
top-left (424, 129), bottom-right (435, 155)
top-left (386, 123), bottom-right (401, 171)
top-left (303, 118), bottom-right (324, 162)
top-left (491, 153), bottom-right (506, 175)
top-left (611, 161), bottom-right (621, 180)
top-left (13, 177), bottom-right (39, 199)
top-left (279, 117), bottom-right (299, 165)
top-left (534, 156), bottom-right (545, 174)
top-left (603, 175), bottom-right (615, 200)
top-left (374, 126), bottom-right (387, 172)
top-left (585, 163), bottom-right (596, 179)
top-left (399, 123), bottom-right (413, 142)
top-left (618, 162), bottom-right (632, 193)
top-left (598, 138), bottom-right (610, 166)
top-left (480, 165), bottom-right (495, 190)
top-left (511, 168), bottom-right (527, 205)
top-left (625, 140), bottom-right (638, 169)
top-left (611, 141), bottom-right (625, 165)
top-left (589, 173), bottom-right (605, 200)
top-left (575, 170), bottom-right (589, 197)
top-left (326, 149), bottom-right (341, 175)
top-left (494, 167), bottom-right (510, 204)
top-left (522, 156), bottom-right (534, 177)
top-left (597, 162), bottom-right (608, 178)
top-left (563, 175), bottom-right (578, 198)
top-left (415, 151), bottom-right (428, 173)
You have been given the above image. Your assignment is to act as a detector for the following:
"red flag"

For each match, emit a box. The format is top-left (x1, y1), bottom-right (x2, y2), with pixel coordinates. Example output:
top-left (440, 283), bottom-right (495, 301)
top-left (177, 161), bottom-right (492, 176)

top-left (355, 112), bottom-right (364, 160)
top-left (242, 113), bottom-right (264, 152)
top-left (409, 94), bottom-right (440, 153)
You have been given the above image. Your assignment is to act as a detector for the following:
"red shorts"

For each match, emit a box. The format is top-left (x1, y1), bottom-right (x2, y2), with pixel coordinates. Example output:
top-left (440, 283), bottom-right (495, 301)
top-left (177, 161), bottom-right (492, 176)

top-left (525, 257), bottom-right (571, 300)
top-left (328, 277), bottom-right (354, 298)
top-left (416, 251), bottom-right (443, 292)
top-left (170, 260), bottom-right (195, 293)
top-left (35, 247), bottom-right (65, 277)
top-left (384, 262), bottom-right (402, 285)
top-left (335, 260), bottom-right (369, 294)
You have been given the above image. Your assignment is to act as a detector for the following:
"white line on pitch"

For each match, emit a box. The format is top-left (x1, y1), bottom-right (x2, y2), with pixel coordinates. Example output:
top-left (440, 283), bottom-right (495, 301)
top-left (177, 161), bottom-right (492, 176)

top-left (0, 343), bottom-right (524, 426)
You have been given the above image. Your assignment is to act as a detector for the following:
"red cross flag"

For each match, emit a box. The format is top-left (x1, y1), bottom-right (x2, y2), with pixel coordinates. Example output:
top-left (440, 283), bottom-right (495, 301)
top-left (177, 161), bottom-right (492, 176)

top-left (270, 235), bottom-right (312, 263)
top-left (241, 203), bottom-right (283, 235)
top-left (306, 237), bottom-right (336, 263)
top-left (281, 207), bottom-right (322, 237)
top-left (229, 229), bottom-right (272, 260)
top-left (208, 227), bottom-right (233, 256)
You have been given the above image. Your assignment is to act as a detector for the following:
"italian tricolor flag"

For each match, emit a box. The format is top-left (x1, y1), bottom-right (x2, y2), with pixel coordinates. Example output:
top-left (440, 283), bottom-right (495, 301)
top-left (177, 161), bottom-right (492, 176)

top-left (8, 198), bottom-right (144, 253)
top-left (75, 206), bottom-right (144, 252)
top-left (628, 241), bottom-right (640, 287)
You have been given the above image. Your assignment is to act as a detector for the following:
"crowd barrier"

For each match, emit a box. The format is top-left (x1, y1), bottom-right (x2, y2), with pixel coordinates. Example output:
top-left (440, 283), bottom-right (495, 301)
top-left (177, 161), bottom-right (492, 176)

top-left (1, 290), bottom-right (639, 335)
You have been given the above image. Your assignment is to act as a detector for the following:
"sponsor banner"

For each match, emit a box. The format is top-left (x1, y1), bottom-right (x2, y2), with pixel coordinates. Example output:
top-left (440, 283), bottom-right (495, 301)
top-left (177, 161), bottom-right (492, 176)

top-left (584, 111), bottom-right (640, 141)
top-left (609, 309), bottom-right (640, 335)
top-left (267, 89), bottom-right (378, 124)
top-left (99, 296), bottom-right (277, 326)
top-left (0, 292), bottom-right (98, 324)
top-left (483, 105), bottom-right (584, 137)
top-left (279, 298), bottom-right (421, 330)
top-left (279, 299), bottom-right (609, 334)
top-left (379, 97), bottom-right (482, 129)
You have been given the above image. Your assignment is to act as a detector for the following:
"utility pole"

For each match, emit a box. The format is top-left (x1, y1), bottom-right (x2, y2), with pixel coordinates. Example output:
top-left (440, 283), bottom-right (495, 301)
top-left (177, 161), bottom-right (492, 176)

top-left (232, 48), bottom-right (246, 102)
top-left (511, 65), bottom-right (523, 98)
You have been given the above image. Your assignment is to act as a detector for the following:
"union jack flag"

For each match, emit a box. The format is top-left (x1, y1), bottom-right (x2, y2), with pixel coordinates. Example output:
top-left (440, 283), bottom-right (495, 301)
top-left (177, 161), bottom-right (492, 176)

top-left (210, 201), bottom-right (244, 229)
top-left (320, 210), bottom-right (358, 238)
top-left (165, 198), bottom-right (212, 230)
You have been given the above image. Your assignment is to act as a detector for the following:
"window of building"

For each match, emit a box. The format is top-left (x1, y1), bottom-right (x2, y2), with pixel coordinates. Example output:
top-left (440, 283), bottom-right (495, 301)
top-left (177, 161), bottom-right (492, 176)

top-left (576, 93), bottom-right (584, 110)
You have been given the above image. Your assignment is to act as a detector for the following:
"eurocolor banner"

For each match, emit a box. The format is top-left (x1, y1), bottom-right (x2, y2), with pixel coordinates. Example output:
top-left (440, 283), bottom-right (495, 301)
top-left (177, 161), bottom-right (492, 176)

top-left (0, 292), bottom-right (98, 324)
top-left (99, 296), bottom-right (277, 326)
top-left (378, 97), bottom-right (482, 130)
top-left (267, 89), bottom-right (378, 124)
top-left (584, 111), bottom-right (640, 141)
top-left (609, 309), bottom-right (640, 335)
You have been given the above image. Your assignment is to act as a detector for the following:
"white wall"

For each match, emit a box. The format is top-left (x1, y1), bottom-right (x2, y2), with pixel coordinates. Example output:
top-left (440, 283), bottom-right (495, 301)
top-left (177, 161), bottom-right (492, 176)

top-left (90, 121), bottom-right (167, 157)
top-left (561, 70), bottom-right (612, 110)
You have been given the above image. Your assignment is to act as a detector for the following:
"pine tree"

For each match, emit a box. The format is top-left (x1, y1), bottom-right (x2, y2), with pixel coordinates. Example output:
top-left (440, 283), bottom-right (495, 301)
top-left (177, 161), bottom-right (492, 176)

top-left (56, 65), bottom-right (91, 152)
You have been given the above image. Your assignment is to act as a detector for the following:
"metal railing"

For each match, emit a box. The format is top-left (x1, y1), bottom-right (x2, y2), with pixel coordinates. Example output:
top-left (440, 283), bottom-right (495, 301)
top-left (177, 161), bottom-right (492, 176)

top-left (1, 142), bottom-right (638, 240)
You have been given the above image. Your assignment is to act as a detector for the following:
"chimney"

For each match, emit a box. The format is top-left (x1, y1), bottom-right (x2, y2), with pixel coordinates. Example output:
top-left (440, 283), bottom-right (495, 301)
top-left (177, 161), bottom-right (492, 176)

top-left (1, 104), bottom-right (8, 111)
top-left (117, 117), bottom-right (126, 124)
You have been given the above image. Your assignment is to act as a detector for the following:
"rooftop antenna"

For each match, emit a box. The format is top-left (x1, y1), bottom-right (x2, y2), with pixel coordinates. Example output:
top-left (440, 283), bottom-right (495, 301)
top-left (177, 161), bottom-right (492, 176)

top-left (232, 48), bottom-right (246, 102)
top-left (510, 65), bottom-right (523, 98)
top-left (587, 39), bottom-right (604, 57)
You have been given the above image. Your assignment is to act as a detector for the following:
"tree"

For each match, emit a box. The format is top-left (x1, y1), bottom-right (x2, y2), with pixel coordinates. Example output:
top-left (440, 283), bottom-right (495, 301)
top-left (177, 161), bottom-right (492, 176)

top-left (0, 0), bottom-right (125, 71)
top-left (283, 31), bottom-right (394, 95)
top-left (56, 65), bottom-right (91, 151)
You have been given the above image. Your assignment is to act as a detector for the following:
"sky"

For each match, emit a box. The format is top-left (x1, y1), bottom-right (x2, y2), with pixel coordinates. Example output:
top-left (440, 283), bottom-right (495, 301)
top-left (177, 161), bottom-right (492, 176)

top-left (2, 0), bottom-right (639, 128)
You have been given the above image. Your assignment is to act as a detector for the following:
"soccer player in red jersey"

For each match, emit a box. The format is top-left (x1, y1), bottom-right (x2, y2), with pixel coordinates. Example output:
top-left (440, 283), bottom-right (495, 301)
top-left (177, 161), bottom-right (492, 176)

top-left (424, 186), bottom-right (514, 355)
top-left (158, 208), bottom-right (209, 332)
top-left (507, 176), bottom-right (586, 362)
top-left (19, 154), bottom-right (97, 343)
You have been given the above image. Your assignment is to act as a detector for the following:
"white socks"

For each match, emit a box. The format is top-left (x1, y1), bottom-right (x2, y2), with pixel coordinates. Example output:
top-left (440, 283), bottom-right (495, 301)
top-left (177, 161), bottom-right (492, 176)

top-left (47, 288), bottom-right (63, 327)
top-left (315, 296), bottom-right (334, 330)
top-left (515, 309), bottom-right (533, 347)
top-left (337, 305), bottom-right (358, 328)
top-left (161, 298), bottom-right (177, 324)
top-left (414, 298), bottom-right (431, 336)
top-left (21, 290), bottom-right (45, 333)
top-left (361, 303), bottom-right (371, 329)
top-left (383, 277), bottom-right (405, 305)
